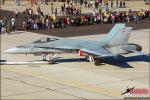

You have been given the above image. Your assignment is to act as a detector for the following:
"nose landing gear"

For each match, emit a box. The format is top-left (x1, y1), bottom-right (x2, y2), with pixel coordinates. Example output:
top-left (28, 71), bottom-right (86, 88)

top-left (47, 53), bottom-right (55, 64)
top-left (41, 53), bottom-right (56, 64)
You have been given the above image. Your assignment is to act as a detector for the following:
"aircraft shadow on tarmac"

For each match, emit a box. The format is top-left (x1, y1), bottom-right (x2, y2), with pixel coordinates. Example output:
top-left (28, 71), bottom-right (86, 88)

top-left (55, 55), bottom-right (150, 68)
top-left (55, 58), bottom-right (87, 63)
top-left (1, 55), bottom-right (149, 68)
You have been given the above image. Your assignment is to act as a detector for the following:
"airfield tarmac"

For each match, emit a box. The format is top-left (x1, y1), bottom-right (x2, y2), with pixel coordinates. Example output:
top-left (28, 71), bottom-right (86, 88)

top-left (0, 29), bottom-right (149, 99)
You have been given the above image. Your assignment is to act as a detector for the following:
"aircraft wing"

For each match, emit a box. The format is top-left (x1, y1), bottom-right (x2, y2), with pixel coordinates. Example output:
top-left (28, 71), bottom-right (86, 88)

top-left (81, 47), bottom-right (114, 57)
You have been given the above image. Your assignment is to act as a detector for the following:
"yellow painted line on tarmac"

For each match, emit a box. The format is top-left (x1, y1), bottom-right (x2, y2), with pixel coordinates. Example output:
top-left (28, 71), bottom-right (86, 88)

top-left (3, 67), bottom-right (123, 98)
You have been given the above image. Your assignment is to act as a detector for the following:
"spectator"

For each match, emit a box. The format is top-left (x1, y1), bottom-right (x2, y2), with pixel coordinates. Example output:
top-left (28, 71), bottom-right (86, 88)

top-left (67, 0), bottom-right (70, 4)
top-left (29, 8), bottom-right (32, 15)
top-left (99, 0), bottom-right (102, 9)
top-left (133, 12), bottom-right (139, 24)
top-left (85, 0), bottom-right (87, 7)
top-left (22, 20), bottom-right (27, 30)
top-left (95, 0), bottom-right (98, 10)
top-left (17, 0), bottom-right (21, 6)
top-left (111, 0), bottom-right (113, 8)
top-left (15, 9), bottom-right (19, 18)
top-left (11, 18), bottom-right (16, 31)
top-left (61, 5), bottom-right (65, 15)
top-left (116, 0), bottom-right (119, 8)
top-left (126, 13), bottom-right (130, 22)
top-left (6, 20), bottom-right (12, 34)
top-left (1, 20), bottom-right (5, 32)
top-left (0, 20), bottom-right (2, 33)
top-left (51, 2), bottom-right (54, 14)
top-left (105, 1), bottom-right (109, 12)
top-left (123, 1), bottom-right (126, 8)
top-left (79, 7), bottom-right (82, 14)
top-left (111, 14), bottom-right (115, 23)
top-left (45, 0), bottom-right (48, 5)
top-left (3, 17), bottom-right (7, 31)
top-left (89, 1), bottom-right (93, 8)
top-left (80, 0), bottom-right (83, 6)
top-left (34, 21), bottom-right (39, 30)
top-left (66, 17), bottom-right (70, 25)
top-left (55, 7), bottom-right (57, 16)
top-left (46, 18), bottom-right (50, 29)
top-left (93, 10), bottom-right (96, 17)
top-left (34, 0), bottom-right (38, 5)
top-left (120, 1), bottom-right (122, 8)
top-left (2, 0), bottom-right (4, 5)
top-left (31, 0), bottom-right (33, 6)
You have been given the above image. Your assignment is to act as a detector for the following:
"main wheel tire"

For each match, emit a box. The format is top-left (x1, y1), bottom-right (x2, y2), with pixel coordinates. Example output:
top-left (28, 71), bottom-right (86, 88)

top-left (94, 59), bottom-right (102, 66)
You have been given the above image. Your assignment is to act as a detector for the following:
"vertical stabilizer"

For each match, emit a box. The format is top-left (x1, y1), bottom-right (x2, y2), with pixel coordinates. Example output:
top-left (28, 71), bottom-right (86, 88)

top-left (104, 24), bottom-right (132, 46)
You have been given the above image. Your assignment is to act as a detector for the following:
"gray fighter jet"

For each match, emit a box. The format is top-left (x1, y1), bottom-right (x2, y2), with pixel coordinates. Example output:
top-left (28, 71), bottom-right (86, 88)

top-left (5, 24), bottom-right (144, 65)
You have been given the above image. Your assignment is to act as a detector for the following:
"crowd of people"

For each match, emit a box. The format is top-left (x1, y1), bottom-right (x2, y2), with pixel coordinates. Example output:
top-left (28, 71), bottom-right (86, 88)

top-left (0, 1), bottom-right (149, 34)
top-left (0, 7), bottom-right (149, 34)
top-left (21, 8), bottom-right (150, 31)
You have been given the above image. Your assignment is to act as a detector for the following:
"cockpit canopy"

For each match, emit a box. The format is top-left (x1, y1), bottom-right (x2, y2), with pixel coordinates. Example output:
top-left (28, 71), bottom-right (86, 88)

top-left (32, 37), bottom-right (59, 43)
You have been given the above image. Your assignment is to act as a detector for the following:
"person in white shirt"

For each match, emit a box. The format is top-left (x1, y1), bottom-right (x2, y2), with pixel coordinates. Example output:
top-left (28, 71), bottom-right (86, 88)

top-left (15, 9), bottom-right (19, 18)
top-left (11, 18), bottom-right (16, 31)
top-left (93, 10), bottom-right (96, 17)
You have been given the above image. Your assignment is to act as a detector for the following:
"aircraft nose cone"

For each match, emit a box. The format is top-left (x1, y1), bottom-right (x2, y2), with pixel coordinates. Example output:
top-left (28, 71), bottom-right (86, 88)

top-left (4, 47), bottom-right (19, 54)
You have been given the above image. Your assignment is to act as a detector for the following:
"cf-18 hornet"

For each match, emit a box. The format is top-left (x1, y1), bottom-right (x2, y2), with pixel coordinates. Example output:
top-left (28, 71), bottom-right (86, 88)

top-left (5, 24), bottom-right (144, 65)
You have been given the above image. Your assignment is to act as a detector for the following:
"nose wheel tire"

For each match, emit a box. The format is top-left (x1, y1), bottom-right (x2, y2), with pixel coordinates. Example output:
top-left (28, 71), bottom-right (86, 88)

top-left (48, 60), bottom-right (55, 64)
top-left (42, 59), bottom-right (47, 61)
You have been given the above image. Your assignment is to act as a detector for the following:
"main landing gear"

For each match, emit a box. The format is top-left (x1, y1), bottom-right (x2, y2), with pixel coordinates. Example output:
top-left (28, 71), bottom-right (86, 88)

top-left (85, 56), bottom-right (103, 66)
top-left (94, 58), bottom-right (103, 66)
top-left (47, 53), bottom-right (55, 64)
top-left (85, 56), bottom-right (102, 66)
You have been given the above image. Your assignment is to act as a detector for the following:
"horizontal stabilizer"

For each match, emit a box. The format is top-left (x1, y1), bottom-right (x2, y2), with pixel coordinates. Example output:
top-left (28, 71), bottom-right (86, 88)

top-left (123, 48), bottom-right (148, 55)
